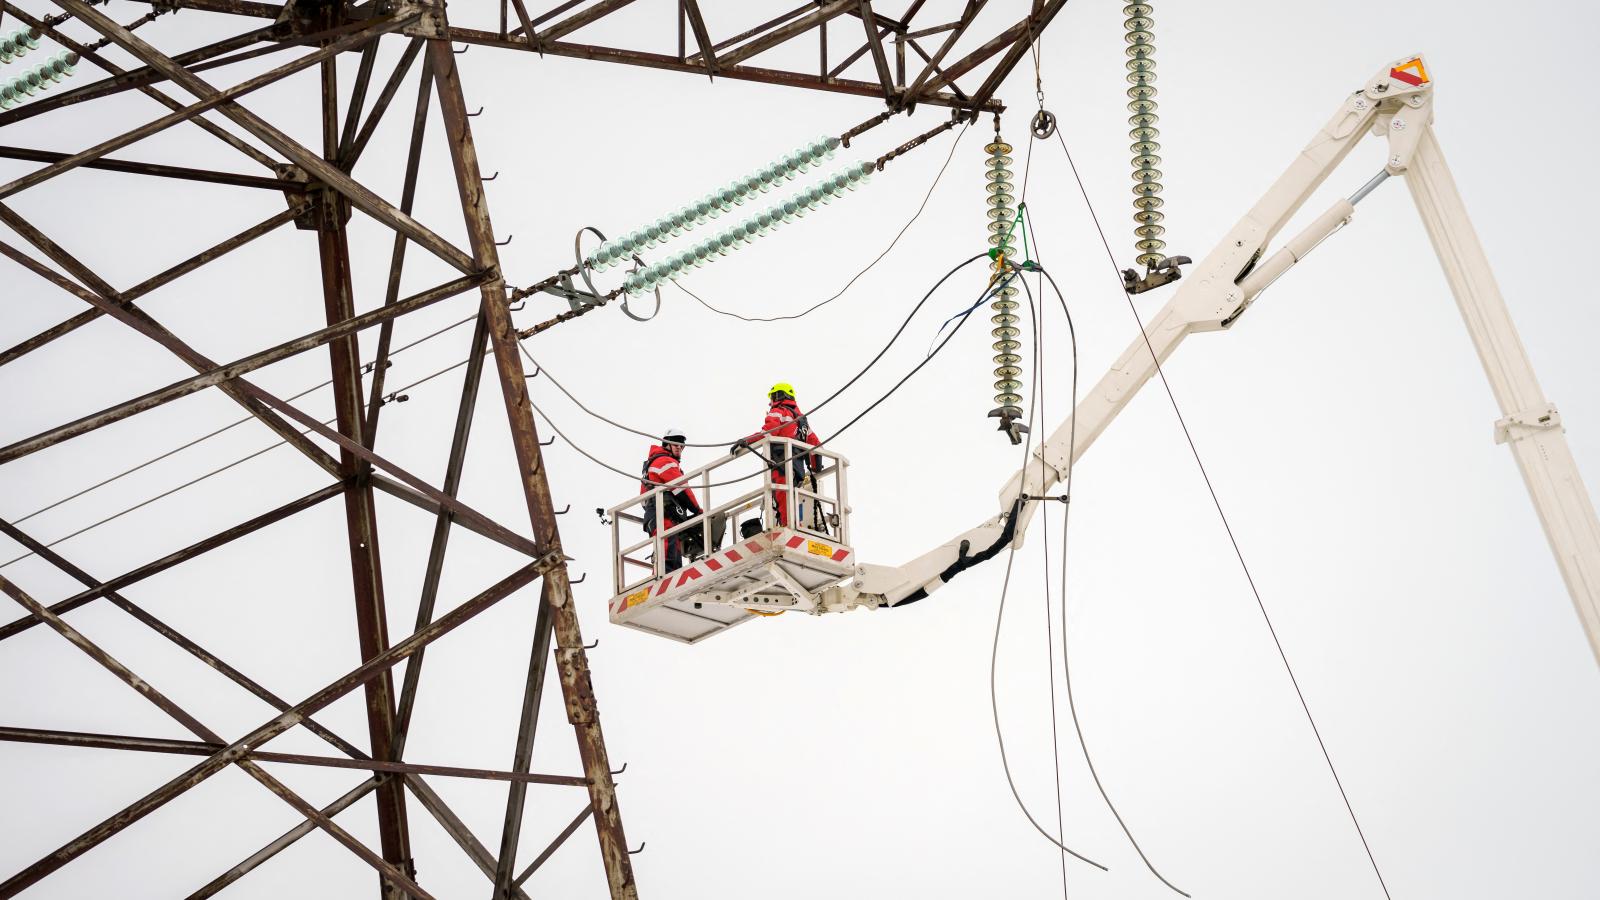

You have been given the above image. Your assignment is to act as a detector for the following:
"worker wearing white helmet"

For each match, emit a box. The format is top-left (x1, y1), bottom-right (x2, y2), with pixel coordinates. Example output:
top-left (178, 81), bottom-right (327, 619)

top-left (639, 428), bottom-right (701, 573)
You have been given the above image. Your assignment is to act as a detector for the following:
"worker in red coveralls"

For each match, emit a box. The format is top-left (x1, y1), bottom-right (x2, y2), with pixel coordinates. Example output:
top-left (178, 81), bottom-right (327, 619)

top-left (731, 382), bottom-right (821, 528)
top-left (640, 428), bottom-right (701, 573)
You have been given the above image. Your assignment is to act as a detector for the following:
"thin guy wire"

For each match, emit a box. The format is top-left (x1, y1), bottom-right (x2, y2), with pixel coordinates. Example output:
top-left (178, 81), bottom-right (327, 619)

top-left (1051, 130), bottom-right (1392, 899)
top-left (672, 122), bottom-right (970, 323)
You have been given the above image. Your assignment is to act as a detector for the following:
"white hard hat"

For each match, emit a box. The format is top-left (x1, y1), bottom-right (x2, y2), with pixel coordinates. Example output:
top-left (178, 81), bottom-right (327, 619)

top-left (663, 427), bottom-right (687, 443)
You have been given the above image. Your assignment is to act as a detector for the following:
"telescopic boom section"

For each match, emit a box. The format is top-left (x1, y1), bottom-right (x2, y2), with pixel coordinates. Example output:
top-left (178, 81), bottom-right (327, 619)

top-left (835, 55), bottom-right (1600, 668)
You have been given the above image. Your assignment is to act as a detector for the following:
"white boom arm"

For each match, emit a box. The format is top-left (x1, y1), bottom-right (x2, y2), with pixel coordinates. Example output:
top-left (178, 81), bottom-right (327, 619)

top-left (829, 55), bottom-right (1600, 666)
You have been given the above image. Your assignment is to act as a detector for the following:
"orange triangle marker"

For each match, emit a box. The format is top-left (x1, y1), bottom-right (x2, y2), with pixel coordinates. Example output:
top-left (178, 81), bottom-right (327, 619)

top-left (1390, 58), bottom-right (1429, 86)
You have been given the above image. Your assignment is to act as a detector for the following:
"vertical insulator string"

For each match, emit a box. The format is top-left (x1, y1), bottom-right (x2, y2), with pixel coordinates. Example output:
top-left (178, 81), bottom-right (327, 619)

top-left (985, 132), bottom-right (1023, 429)
top-left (1124, 2), bottom-right (1165, 268)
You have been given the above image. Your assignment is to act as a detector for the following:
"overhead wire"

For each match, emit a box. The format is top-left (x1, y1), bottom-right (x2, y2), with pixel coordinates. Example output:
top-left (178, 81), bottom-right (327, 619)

top-left (4, 253), bottom-right (1000, 567)
top-left (7, 311), bottom-right (479, 527)
top-left (671, 121), bottom-right (970, 323)
top-left (1050, 128), bottom-right (1393, 899)
top-left (0, 315), bottom-right (479, 570)
top-left (987, 261), bottom-right (1106, 873)
top-left (1032, 230), bottom-right (1189, 898)
top-left (519, 252), bottom-right (990, 450)
top-left (1018, 106), bottom-right (1075, 900)
top-left (526, 262), bottom-right (1013, 490)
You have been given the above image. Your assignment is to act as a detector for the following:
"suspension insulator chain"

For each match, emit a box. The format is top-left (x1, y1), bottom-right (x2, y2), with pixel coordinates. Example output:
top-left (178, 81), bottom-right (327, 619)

top-left (1124, 2), bottom-right (1165, 269)
top-left (984, 130), bottom-right (1026, 444)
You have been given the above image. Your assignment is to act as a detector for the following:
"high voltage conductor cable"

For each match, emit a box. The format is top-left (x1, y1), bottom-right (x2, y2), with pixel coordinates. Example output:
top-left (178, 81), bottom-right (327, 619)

top-left (1051, 130), bottom-right (1393, 898)
top-left (1031, 239), bottom-right (1190, 897)
top-left (987, 272), bottom-right (1106, 874)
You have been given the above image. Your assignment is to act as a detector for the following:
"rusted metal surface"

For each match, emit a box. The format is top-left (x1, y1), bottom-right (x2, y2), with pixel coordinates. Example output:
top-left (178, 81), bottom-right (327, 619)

top-left (0, 553), bottom-right (555, 897)
top-left (0, 267), bottom-right (485, 465)
top-left (0, 727), bottom-right (590, 785)
top-left (493, 583), bottom-right (557, 898)
top-left (427, 37), bottom-right (638, 898)
top-left (0, 484), bottom-right (343, 640)
top-left (315, 35), bottom-right (414, 897)
top-left (515, 803), bottom-right (595, 887)
top-left (0, 145), bottom-right (289, 189)
top-left (0, 2), bottom-right (1056, 895)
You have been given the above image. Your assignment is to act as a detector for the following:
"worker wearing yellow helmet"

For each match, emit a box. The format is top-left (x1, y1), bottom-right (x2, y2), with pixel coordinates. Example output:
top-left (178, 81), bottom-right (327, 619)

top-left (731, 382), bottom-right (823, 528)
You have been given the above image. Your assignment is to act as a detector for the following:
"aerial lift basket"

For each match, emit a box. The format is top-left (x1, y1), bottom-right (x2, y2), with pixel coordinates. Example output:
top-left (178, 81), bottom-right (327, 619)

top-left (605, 437), bottom-right (855, 643)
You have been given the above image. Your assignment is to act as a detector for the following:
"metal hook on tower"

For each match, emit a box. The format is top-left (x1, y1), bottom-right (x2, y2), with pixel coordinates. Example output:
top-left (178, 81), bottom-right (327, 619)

top-left (467, 106), bottom-right (483, 117)
top-left (495, 233), bottom-right (514, 246)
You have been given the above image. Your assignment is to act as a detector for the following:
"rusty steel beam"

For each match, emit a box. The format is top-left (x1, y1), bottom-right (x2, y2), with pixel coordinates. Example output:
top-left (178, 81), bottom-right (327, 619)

top-left (0, 309), bottom-right (98, 369)
top-left (691, 3), bottom-right (809, 59)
top-left (55, 0), bottom-right (477, 275)
top-left (0, 483), bottom-right (344, 642)
top-left (0, 14), bottom-right (402, 201)
top-left (0, 4), bottom-right (278, 170)
top-left (492, 583), bottom-right (556, 898)
top-left (903, 0), bottom-right (987, 104)
top-left (0, 268), bottom-right (486, 466)
top-left (446, 29), bottom-right (998, 112)
top-left (0, 727), bottom-right (589, 786)
top-left (0, 552), bottom-right (556, 898)
top-left (368, 474), bottom-right (540, 557)
top-left (513, 804), bottom-right (593, 887)
top-left (0, 515), bottom-right (544, 900)
top-left (717, 0), bottom-right (855, 68)
top-left (0, 225), bottom-right (347, 482)
top-left (427, 38), bottom-right (637, 898)
top-left (914, 9), bottom-right (1035, 100)
top-left (966, 0), bottom-right (1066, 111)
top-left (0, 146), bottom-right (290, 190)
top-left (362, 52), bottom-right (434, 443)
top-left (189, 778), bottom-right (380, 900)
top-left (314, 40), bottom-right (414, 899)
top-left (857, 1), bottom-right (895, 99)
top-left (343, 37), bottom-right (424, 171)
top-left (509, 0), bottom-right (582, 38)
top-left (389, 315), bottom-right (491, 752)
top-left (679, 0), bottom-right (716, 73)
top-left (405, 776), bottom-right (535, 900)
top-left (121, 205), bottom-right (308, 303)
top-left (0, 572), bottom-right (437, 900)
top-left (0, 504), bottom-right (381, 764)
top-left (337, 43), bottom-right (382, 163)
top-left (0, 240), bottom-right (528, 557)
top-left (0, 22), bottom-right (278, 128)
top-left (536, 0), bottom-right (640, 43)
top-left (123, 0), bottom-right (286, 17)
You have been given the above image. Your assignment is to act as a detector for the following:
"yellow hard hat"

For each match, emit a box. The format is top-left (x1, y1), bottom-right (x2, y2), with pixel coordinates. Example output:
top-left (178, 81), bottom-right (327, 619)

top-left (768, 382), bottom-right (795, 399)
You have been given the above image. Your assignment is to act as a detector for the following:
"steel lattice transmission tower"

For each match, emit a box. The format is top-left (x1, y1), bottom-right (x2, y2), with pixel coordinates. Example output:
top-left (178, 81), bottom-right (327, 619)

top-left (0, 1), bottom-right (1062, 897)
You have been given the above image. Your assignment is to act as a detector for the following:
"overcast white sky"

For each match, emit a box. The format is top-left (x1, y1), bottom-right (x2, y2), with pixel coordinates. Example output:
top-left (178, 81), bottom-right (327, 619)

top-left (3, 1), bottom-right (1599, 898)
